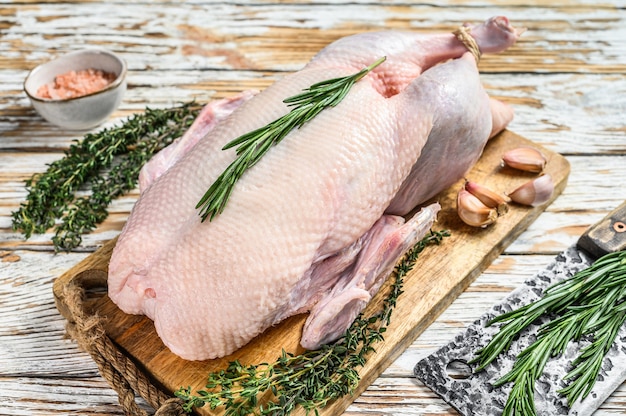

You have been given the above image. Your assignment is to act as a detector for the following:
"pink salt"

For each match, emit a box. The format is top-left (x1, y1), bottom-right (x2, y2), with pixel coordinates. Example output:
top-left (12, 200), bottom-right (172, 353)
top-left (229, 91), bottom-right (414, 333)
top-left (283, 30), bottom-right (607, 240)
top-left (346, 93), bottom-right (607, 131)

top-left (37, 68), bottom-right (116, 100)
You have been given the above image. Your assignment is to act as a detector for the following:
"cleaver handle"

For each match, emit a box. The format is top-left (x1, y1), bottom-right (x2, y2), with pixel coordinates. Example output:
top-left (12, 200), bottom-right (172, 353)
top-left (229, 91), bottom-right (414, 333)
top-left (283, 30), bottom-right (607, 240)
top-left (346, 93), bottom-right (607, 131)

top-left (577, 201), bottom-right (626, 259)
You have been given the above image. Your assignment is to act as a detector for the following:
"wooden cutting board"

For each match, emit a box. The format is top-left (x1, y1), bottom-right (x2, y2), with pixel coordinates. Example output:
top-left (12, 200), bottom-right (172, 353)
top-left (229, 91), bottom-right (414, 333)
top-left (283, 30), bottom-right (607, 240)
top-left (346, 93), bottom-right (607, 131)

top-left (53, 129), bottom-right (569, 416)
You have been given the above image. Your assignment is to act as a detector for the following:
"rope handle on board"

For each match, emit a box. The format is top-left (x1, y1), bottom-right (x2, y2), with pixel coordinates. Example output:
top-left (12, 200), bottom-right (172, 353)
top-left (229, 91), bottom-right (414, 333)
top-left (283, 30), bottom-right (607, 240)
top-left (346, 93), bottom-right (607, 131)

top-left (60, 270), bottom-right (184, 415)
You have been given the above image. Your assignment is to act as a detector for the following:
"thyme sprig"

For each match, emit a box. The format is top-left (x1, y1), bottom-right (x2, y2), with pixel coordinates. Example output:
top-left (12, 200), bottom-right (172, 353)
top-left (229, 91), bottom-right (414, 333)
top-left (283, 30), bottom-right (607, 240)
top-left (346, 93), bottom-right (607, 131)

top-left (472, 250), bottom-right (626, 415)
top-left (176, 229), bottom-right (450, 415)
top-left (12, 102), bottom-right (200, 251)
top-left (196, 56), bottom-right (386, 222)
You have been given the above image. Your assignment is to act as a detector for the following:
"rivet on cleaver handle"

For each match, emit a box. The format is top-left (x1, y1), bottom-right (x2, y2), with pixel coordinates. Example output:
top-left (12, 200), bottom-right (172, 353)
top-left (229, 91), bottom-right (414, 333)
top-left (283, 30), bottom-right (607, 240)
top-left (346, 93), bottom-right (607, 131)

top-left (577, 200), bottom-right (626, 259)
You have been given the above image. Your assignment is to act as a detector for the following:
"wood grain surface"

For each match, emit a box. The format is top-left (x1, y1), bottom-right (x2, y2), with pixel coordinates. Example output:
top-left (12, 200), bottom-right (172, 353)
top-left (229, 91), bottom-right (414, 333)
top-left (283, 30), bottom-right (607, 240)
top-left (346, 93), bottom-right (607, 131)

top-left (2, 1), bottom-right (626, 415)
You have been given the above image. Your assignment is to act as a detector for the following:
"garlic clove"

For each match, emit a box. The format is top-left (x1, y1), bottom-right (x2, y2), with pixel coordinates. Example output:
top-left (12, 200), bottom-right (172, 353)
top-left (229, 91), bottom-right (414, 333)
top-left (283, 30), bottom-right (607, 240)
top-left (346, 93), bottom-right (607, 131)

top-left (464, 180), bottom-right (510, 216)
top-left (508, 174), bottom-right (554, 207)
top-left (457, 188), bottom-right (498, 228)
top-left (502, 147), bottom-right (547, 173)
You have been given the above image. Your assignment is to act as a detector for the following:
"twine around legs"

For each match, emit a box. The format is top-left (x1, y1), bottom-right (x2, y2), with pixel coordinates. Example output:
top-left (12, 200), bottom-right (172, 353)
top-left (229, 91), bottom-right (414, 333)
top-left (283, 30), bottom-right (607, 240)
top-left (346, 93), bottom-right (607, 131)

top-left (453, 25), bottom-right (481, 62)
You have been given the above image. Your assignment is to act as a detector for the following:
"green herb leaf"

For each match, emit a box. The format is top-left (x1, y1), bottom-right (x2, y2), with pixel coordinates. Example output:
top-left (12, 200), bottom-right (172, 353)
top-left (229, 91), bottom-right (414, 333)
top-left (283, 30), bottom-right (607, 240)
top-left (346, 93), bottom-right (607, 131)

top-left (196, 57), bottom-right (386, 222)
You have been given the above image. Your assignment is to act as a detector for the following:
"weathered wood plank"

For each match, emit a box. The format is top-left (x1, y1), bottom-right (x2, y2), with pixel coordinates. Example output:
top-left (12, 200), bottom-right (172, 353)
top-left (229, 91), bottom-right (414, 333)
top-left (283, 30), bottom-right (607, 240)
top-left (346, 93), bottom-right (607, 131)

top-left (0, 376), bottom-right (147, 415)
top-left (2, 4), bottom-right (625, 75)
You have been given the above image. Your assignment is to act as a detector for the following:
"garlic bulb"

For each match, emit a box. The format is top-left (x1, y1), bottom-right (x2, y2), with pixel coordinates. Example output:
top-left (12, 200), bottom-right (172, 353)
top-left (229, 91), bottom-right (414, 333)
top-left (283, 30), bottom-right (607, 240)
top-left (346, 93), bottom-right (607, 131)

top-left (457, 188), bottom-right (498, 228)
top-left (464, 180), bottom-right (509, 216)
top-left (508, 174), bottom-right (554, 206)
top-left (502, 147), bottom-right (547, 173)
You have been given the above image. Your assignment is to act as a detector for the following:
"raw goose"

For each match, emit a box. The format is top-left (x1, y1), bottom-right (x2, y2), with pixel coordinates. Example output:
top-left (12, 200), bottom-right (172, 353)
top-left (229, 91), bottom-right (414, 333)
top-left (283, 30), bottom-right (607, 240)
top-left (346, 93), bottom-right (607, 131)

top-left (108, 16), bottom-right (521, 360)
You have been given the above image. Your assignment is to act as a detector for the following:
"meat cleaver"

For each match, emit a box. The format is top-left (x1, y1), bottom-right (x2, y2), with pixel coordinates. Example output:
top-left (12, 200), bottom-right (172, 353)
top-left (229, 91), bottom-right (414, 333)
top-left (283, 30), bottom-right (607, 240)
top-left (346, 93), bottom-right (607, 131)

top-left (414, 201), bottom-right (626, 415)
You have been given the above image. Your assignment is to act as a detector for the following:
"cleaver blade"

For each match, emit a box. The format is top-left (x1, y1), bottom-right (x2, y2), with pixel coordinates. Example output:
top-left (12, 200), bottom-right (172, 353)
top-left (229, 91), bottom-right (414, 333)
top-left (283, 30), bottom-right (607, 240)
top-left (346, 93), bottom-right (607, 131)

top-left (414, 201), bottom-right (626, 416)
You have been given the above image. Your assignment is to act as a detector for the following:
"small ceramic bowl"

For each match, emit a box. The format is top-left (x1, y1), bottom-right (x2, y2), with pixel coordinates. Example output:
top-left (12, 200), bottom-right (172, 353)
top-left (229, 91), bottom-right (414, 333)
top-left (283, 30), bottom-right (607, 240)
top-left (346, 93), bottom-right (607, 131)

top-left (24, 49), bottom-right (127, 130)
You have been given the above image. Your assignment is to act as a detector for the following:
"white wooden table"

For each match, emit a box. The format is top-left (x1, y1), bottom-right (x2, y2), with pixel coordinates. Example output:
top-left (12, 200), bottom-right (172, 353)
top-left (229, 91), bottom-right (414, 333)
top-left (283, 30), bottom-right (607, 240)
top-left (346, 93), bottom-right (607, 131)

top-left (2, 1), bottom-right (626, 414)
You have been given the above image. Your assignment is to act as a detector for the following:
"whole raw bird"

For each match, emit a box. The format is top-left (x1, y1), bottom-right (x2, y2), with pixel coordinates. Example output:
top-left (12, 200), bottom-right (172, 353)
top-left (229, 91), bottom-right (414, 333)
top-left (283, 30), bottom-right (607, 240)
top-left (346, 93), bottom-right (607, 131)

top-left (108, 17), bottom-right (521, 360)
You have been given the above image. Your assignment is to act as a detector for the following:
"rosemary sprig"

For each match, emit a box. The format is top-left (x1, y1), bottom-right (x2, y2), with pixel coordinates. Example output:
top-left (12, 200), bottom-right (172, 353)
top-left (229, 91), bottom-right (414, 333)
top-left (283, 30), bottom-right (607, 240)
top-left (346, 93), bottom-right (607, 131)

top-left (12, 102), bottom-right (200, 250)
top-left (176, 229), bottom-right (450, 415)
top-left (196, 56), bottom-right (386, 222)
top-left (558, 282), bottom-right (626, 404)
top-left (472, 250), bottom-right (626, 415)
